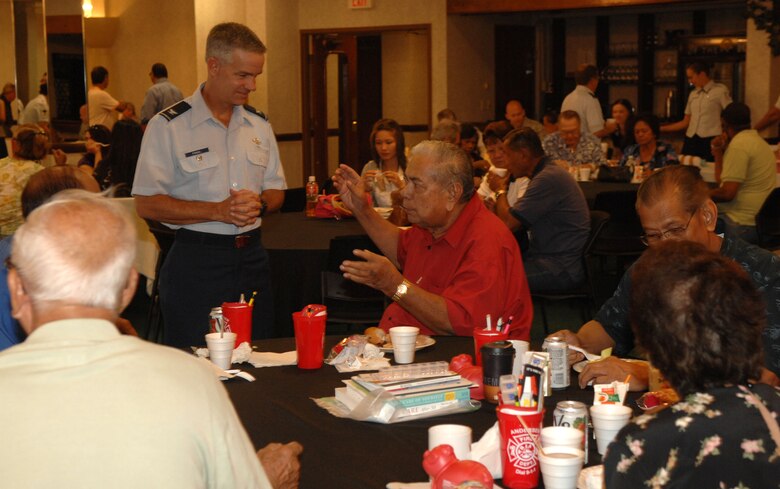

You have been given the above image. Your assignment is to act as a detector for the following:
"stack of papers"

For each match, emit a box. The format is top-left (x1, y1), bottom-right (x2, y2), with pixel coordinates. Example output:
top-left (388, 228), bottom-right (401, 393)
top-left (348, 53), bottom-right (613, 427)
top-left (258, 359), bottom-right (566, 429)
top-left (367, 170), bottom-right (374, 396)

top-left (335, 370), bottom-right (474, 419)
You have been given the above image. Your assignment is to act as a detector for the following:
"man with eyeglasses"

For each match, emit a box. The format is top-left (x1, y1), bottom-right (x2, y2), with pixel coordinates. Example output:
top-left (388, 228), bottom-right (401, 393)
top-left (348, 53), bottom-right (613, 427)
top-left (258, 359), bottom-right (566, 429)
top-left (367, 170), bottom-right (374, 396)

top-left (550, 165), bottom-right (780, 390)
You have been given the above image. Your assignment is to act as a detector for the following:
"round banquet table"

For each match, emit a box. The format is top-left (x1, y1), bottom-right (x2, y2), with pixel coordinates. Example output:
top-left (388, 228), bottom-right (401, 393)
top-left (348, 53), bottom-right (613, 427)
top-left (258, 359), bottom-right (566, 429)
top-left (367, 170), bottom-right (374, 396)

top-left (261, 212), bottom-right (367, 337)
top-left (224, 335), bottom-right (642, 488)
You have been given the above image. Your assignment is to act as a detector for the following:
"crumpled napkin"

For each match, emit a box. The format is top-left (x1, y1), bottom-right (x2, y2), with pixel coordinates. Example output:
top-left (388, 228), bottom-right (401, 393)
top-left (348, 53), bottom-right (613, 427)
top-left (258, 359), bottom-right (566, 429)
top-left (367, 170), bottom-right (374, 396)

top-left (470, 421), bottom-right (502, 478)
top-left (193, 342), bottom-right (297, 367)
top-left (198, 357), bottom-right (256, 382)
top-left (330, 343), bottom-right (391, 372)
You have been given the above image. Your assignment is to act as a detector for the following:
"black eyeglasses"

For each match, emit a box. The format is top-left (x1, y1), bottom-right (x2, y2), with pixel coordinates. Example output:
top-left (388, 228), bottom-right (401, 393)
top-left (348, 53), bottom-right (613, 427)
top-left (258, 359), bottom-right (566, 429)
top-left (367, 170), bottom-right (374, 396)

top-left (640, 210), bottom-right (697, 246)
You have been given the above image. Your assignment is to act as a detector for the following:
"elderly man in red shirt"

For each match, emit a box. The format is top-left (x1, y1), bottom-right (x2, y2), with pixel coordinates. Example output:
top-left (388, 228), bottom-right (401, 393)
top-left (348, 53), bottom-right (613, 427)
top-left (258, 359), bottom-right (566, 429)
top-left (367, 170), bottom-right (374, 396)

top-left (333, 140), bottom-right (532, 339)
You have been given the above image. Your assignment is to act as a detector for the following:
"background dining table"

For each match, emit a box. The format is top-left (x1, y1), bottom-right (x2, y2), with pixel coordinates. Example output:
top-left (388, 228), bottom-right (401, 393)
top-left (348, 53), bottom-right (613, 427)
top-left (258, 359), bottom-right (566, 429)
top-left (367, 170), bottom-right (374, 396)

top-left (224, 335), bottom-right (642, 488)
top-left (261, 212), bottom-right (367, 337)
top-left (258, 181), bottom-right (642, 338)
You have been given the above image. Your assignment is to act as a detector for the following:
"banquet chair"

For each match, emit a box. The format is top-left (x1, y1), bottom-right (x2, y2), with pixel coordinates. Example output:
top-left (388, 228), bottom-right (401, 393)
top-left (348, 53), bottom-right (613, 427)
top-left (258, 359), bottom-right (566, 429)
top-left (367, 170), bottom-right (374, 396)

top-left (144, 219), bottom-right (176, 343)
top-left (756, 188), bottom-right (780, 251)
top-left (531, 210), bottom-right (610, 336)
top-left (321, 235), bottom-right (387, 332)
top-left (590, 190), bottom-right (644, 274)
top-left (280, 187), bottom-right (306, 212)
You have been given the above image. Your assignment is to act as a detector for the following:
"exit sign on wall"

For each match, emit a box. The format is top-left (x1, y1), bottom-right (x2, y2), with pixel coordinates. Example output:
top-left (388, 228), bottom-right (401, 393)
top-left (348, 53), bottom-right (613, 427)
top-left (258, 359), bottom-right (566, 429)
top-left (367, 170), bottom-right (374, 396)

top-left (350, 0), bottom-right (373, 8)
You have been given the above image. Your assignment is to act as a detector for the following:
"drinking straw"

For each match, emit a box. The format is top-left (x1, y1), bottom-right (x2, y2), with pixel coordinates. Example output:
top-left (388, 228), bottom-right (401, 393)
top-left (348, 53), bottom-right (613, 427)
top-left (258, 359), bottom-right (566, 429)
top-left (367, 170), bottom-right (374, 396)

top-left (497, 318), bottom-right (504, 333)
top-left (516, 414), bottom-right (545, 456)
top-left (239, 293), bottom-right (246, 303)
top-left (248, 291), bottom-right (258, 306)
top-left (486, 314), bottom-right (492, 331)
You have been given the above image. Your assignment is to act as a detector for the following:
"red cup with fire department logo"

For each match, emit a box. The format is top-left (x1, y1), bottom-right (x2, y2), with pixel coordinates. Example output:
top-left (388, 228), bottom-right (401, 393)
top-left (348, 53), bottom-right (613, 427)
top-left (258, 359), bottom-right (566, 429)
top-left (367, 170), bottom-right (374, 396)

top-left (497, 405), bottom-right (545, 489)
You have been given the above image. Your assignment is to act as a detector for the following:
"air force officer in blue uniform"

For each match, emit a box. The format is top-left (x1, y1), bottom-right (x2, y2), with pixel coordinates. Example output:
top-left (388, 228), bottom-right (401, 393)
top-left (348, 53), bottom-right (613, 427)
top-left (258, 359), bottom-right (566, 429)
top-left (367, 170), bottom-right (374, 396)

top-left (133, 23), bottom-right (286, 347)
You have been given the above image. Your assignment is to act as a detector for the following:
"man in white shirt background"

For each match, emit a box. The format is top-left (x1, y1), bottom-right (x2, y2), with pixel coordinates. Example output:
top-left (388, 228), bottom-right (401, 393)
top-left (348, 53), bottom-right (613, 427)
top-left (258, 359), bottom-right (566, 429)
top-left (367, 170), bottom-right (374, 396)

top-left (661, 62), bottom-right (731, 161)
top-left (88, 66), bottom-right (127, 130)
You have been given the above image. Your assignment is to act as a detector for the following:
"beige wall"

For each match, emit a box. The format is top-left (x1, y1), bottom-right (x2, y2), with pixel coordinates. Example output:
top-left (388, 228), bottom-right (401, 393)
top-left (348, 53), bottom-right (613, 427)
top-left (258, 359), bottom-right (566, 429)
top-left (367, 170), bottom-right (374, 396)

top-left (382, 30), bottom-right (429, 125)
top-left (86, 0), bottom-right (198, 110)
top-left (446, 14), bottom-right (495, 123)
top-left (262, 0), bottom-right (302, 185)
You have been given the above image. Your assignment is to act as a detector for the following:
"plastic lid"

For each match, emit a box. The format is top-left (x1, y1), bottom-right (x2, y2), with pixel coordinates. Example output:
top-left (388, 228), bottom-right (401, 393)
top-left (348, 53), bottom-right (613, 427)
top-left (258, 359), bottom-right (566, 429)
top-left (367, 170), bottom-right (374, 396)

top-left (308, 175), bottom-right (316, 182)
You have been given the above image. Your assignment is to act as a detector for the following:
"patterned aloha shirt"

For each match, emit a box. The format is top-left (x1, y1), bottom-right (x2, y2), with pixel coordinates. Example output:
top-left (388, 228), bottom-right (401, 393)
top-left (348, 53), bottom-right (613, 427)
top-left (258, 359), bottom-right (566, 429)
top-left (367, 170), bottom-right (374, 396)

top-left (605, 384), bottom-right (780, 488)
top-left (542, 131), bottom-right (606, 167)
top-left (0, 157), bottom-right (43, 235)
top-left (595, 230), bottom-right (780, 378)
top-left (618, 141), bottom-right (680, 171)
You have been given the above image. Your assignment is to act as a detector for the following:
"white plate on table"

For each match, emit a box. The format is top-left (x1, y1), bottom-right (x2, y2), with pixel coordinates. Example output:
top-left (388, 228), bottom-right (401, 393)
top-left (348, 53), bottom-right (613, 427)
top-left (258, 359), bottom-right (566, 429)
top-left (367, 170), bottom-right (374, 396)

top-left (375, 207), bottom-right (393, 219)
top-left (380, 335), bottom-right (436, 352)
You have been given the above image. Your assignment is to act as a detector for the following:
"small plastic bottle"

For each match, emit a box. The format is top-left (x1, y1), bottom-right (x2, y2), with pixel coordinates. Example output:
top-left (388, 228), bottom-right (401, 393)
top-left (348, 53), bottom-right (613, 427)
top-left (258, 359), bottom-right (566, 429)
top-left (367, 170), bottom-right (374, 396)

top-left (305, 175), bottom-right (318, 217)
top-left (626, 155), bottom-right (636, 171)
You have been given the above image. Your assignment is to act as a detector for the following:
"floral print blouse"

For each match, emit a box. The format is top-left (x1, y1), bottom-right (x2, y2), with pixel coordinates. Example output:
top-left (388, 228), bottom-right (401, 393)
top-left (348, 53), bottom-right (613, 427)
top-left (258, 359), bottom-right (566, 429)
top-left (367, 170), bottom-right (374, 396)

top-left (604, 384), bottom-right (780, 488)
top-left (618, 141), bottom-right (679, 171)
top-left (0, 157), bottom-right (43, 235)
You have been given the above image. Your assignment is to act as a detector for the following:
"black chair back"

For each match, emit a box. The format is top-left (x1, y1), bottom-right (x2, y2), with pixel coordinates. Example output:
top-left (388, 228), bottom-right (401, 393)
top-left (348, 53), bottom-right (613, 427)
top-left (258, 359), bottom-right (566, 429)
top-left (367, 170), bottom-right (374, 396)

top-left (756, 187), bottom-right (780, 250)
top-left (280, 187), bottom-right (306, 213)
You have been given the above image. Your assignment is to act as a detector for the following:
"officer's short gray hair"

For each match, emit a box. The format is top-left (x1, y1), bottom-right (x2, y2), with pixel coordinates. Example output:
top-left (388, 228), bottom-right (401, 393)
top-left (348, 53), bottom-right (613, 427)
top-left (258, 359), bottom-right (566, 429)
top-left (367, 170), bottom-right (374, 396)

top-left (410, 141), bottom-right (475, 204)
top-left (206, 22), bottom-right (267, 63)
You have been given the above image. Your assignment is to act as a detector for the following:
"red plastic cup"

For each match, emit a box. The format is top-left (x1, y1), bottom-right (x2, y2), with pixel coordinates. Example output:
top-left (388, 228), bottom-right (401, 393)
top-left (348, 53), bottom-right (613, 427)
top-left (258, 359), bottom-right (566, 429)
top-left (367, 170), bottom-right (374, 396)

top-left (222, 302), bottom-right (253, 347)
top-left (473, 328), bottom-right (509, 366)
top-left (497, 406), bottom-right (545, 489)
top-left (292, 311), bottom-right (327, 369)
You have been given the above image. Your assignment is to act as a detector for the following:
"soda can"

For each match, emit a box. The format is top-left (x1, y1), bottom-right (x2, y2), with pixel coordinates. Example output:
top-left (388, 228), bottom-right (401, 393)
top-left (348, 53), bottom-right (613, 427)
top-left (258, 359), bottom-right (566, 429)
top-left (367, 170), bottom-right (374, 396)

top-left (209, 306), bottom-right (224, 334)
top-left (545, 336), bottom-right (570, 389)
top-left (554, 400), bottom-right (589, 463)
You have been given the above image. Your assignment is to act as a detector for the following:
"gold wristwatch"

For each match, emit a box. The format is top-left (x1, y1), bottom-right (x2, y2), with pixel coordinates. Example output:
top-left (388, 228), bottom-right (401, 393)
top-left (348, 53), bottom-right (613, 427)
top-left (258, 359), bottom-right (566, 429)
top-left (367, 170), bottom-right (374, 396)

top-left (392, 279), bottom-right (411, 302)
top-left (494, 189), bottom-right (507, 199)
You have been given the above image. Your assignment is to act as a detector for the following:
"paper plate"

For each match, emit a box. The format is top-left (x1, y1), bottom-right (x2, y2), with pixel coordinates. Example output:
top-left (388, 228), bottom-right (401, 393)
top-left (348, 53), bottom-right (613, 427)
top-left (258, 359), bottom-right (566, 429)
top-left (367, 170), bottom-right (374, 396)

top-left (380, 335), bottom-right (436, 352)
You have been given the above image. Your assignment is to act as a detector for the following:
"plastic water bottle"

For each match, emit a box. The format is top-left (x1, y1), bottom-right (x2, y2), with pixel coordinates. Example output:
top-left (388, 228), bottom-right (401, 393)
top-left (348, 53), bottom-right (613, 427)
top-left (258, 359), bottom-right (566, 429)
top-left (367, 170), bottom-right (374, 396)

top-left (626, 155), bottom-right (636, 171)
top-left (305, 175), bottom-right (318, 217)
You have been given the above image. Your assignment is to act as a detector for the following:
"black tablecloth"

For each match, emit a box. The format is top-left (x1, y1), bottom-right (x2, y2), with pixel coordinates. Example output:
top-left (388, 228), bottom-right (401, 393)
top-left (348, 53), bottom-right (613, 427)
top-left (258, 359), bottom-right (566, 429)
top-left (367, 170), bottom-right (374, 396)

top-left (225, 336), bottom-right (641, 488)
top-left (261, 213), bottom-right (367, 337)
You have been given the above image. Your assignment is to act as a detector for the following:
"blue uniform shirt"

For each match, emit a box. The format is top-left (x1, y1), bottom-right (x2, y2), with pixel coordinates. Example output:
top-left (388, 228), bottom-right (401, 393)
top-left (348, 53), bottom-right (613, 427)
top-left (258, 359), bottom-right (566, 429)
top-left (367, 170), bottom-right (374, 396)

top-left (132, 85), bottom-right (287, 235)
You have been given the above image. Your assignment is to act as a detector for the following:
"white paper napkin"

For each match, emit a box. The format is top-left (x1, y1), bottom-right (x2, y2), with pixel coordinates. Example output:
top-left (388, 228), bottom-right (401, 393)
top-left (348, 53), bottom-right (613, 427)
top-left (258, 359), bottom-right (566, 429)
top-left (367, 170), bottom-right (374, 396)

top-left (199, 357), bottom-right (255, 382)
top-left (470, 421), bottom-right (503, 478)
top-left (248, 351), bottom-right (297, 368)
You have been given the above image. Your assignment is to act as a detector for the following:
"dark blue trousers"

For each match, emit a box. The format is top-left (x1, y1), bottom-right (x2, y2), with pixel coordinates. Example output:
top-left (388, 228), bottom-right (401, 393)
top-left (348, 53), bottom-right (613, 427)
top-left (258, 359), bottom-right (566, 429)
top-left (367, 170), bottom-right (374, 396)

top-left (159, 228), bottom-right (274, 348)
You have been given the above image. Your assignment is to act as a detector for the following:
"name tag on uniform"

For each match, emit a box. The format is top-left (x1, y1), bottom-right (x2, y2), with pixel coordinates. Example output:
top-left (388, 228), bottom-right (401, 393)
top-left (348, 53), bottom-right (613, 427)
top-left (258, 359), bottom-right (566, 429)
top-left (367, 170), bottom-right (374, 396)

top-left (185, 147), bottom-right (209, 158)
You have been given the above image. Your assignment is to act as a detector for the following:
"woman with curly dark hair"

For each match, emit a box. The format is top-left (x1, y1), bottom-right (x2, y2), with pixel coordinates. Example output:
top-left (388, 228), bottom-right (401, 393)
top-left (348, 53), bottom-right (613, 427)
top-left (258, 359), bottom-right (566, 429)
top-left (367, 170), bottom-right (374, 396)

top-left (604, 240), bottom-right (780, 488)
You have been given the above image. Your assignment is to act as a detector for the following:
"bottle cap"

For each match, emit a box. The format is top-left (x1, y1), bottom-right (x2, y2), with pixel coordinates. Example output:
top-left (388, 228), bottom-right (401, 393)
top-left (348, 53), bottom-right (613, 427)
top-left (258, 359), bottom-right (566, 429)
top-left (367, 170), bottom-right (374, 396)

top-left (308, 176), bottom-right (316, 182)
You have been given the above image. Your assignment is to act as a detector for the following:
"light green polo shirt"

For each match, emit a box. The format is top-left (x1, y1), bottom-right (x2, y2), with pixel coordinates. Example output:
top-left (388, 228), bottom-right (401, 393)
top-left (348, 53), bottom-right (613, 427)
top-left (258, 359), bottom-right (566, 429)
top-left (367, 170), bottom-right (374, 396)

top-left (718, 129), bottom-right (776, 226)
top-left (0, 318), bottom-right (271, 488)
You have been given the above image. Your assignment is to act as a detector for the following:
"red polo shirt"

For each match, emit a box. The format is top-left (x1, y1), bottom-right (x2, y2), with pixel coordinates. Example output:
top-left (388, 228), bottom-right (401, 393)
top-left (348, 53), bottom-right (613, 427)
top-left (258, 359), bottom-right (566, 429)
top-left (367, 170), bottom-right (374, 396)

top-left (379, 194), bottom-right (532, 339)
